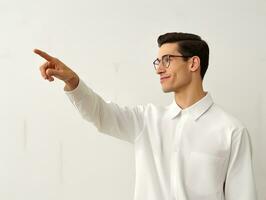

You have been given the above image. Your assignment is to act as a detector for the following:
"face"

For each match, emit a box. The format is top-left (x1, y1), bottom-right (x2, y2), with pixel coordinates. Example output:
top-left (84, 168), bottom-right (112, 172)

top-left (156, 43), bottom-right (193, 93)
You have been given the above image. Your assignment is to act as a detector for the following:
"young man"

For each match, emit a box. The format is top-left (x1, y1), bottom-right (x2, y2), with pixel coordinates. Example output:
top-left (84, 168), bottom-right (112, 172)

top-left (34, 32), bottom-right (257, 200)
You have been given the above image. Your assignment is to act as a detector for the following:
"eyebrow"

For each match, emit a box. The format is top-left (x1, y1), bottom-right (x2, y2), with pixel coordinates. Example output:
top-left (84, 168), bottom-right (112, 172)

top-left (156, 54), bottom-right (169, 60)
top-left (157, 54), bottom-right (179, 60)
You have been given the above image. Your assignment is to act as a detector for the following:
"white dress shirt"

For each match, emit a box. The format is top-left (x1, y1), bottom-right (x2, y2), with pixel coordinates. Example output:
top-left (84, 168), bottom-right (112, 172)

top-left (65, 79), bottom-right (257, 200)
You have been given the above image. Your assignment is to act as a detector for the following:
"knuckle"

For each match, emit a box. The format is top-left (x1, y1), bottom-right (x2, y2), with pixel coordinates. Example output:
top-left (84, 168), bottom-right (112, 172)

top-left (53, 57), bottom-right (59, 62)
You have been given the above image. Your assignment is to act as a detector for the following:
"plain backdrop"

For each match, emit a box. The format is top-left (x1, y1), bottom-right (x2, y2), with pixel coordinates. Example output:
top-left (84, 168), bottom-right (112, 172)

top-left (0, 0), bottom-right (265, 199)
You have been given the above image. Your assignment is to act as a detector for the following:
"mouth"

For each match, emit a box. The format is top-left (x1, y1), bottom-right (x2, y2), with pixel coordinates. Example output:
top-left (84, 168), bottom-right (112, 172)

top-left (160, 76), bottom-right (170, 82)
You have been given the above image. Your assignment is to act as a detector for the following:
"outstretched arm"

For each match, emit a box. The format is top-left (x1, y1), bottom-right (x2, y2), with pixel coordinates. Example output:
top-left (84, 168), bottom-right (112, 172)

top-left (34, 49), bottom-right (145, 143)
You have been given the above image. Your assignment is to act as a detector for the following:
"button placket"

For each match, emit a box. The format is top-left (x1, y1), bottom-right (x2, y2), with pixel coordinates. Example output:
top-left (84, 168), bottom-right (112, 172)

top-left (171, 112), bottom-right (189, 199)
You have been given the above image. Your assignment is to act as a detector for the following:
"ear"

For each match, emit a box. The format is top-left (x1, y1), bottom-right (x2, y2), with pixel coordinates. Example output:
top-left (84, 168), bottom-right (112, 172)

top-left (190, 56), bottom-right (200, 72)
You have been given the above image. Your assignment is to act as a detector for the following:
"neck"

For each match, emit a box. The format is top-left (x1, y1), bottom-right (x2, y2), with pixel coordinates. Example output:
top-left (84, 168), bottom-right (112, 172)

top-left (174, 82), bottom-right (207, 109)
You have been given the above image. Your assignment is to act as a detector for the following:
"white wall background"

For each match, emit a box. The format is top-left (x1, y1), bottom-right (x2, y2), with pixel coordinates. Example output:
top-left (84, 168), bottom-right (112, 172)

top-left (0, 0), bottom-right (265, 199)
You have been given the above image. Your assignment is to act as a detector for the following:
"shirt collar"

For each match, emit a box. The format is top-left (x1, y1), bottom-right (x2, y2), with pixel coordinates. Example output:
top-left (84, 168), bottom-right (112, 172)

top-left (166, 92), bottom-right (214, 121)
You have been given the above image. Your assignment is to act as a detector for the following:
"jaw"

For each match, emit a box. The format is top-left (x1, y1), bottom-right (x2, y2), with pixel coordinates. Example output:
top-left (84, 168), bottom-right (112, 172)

top-left (161, 82), bottom-right (174, 93)
top-left (162, 87), bottom-right (173, 93)
top-left (161, 78), bottom-right (192, 94)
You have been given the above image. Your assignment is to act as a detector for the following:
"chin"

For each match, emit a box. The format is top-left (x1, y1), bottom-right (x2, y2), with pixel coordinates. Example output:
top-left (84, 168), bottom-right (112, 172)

top-left (161, 86), bottom-right (173, 93)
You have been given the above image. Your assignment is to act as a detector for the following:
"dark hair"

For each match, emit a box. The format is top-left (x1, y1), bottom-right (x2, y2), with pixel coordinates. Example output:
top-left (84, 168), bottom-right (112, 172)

top-left (157, 32), bottom-right (209, 80)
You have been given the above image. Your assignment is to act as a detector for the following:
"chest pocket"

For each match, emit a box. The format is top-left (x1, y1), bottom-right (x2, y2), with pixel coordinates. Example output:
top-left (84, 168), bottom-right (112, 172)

top-left (185, 151), bottom-right (226, 196)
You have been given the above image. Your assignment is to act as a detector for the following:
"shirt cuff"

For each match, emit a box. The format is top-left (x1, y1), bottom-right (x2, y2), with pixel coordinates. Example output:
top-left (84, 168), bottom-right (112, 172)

top-left (64, 78), bottom-right (92, 103)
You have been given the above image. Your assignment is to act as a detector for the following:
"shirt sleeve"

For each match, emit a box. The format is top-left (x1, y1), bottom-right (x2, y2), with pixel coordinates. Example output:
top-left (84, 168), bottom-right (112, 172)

top-left (65, 78), bottom-right (145, 144)
top-left (224, 127), bottom-right (258, 200)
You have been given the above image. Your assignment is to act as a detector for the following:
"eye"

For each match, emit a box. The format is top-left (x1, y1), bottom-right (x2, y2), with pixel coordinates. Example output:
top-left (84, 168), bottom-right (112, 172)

top-left (163, 56), bottom-right (170, 63)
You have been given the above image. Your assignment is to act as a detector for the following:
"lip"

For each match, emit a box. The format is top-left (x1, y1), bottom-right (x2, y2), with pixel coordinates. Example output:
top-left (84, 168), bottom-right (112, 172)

top-left (160, 76), bottom-right (170, 82)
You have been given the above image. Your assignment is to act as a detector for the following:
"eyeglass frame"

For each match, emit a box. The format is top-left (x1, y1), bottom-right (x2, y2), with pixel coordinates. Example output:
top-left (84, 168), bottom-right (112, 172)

top-left (153, 54), bottom-right (192, 70)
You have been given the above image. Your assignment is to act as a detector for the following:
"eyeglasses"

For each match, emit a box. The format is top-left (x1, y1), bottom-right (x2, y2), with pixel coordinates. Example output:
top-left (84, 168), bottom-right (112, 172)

top-left (153, 54), bottom-right (191, 70)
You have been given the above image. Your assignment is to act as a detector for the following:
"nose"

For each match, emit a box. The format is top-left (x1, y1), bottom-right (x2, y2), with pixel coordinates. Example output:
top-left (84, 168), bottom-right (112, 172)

top-left (156, 64), bottom-right (166, 74)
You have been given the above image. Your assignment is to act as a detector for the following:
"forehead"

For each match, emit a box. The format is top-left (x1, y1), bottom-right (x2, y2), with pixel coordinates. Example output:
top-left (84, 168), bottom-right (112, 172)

top-left (157, 43), bottom-right (180, 58)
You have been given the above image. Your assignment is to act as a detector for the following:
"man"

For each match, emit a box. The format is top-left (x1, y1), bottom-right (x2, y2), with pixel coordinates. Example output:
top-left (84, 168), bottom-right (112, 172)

top-left (34, 32), bottom-right (257, 200)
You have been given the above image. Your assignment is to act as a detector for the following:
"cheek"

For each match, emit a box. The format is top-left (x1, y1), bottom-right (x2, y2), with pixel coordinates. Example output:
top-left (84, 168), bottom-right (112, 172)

top-left (171, 67), bottom-right (186, 79)
top-left (171, 68), bottom-right (191, 84)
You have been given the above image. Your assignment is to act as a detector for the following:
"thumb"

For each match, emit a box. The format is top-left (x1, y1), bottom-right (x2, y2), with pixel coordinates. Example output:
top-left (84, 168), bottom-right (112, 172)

top-left (46, 68), bottom-right (61, 78)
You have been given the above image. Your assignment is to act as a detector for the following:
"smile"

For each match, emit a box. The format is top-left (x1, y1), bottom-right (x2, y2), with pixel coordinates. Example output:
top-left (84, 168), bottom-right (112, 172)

top-left (160, 76), bottom-right (170, 82)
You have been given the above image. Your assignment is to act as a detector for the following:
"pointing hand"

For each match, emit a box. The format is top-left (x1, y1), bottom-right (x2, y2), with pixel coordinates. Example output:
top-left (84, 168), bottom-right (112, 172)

top-left (34, 49), bottom-right (79, 90)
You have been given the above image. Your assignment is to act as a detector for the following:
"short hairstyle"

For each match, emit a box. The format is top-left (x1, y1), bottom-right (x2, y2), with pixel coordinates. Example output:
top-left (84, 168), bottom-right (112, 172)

top-left (157, 32), bottom-right (209, 80)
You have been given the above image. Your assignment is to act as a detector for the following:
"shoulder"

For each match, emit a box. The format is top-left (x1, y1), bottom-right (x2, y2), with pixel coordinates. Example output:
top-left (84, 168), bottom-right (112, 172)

top-left (208, 103), bottom-right (246, 132)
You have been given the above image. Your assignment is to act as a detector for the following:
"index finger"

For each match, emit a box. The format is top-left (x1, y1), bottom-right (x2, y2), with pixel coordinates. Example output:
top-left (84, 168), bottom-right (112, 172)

top-left (33, 49), bottom-right (54, 61)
